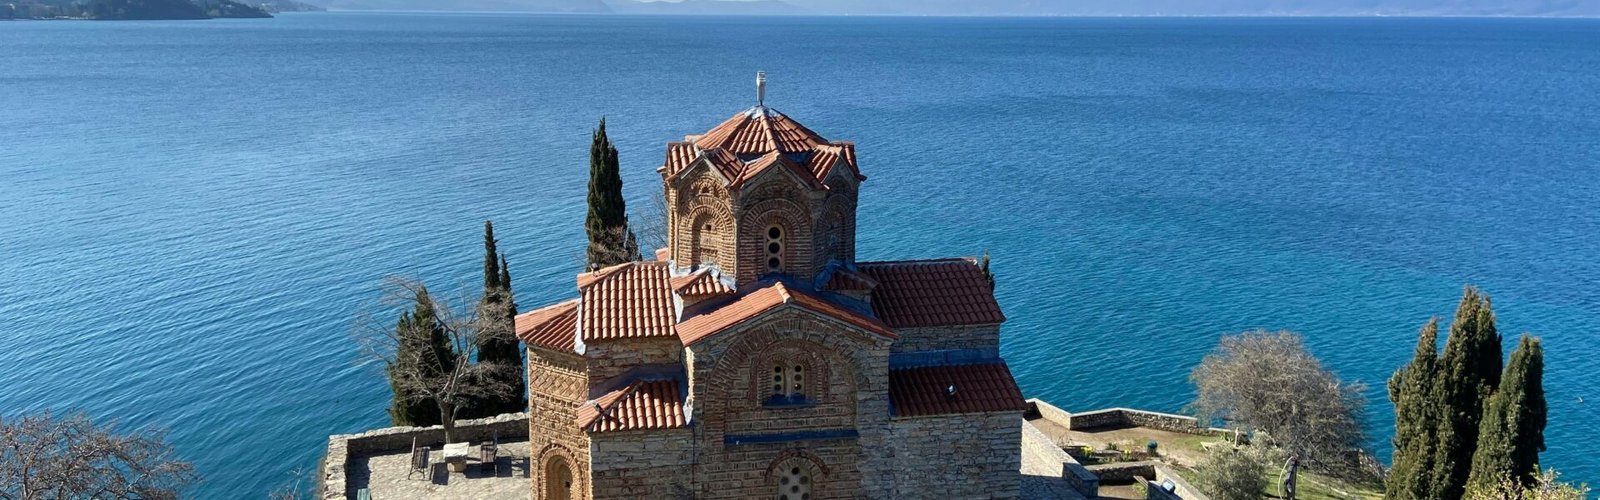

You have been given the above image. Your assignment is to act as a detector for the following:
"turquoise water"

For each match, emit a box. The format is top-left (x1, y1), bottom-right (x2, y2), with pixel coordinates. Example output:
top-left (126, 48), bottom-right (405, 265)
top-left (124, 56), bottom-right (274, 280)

top-left (2, 13), bottom-right (1598, 494)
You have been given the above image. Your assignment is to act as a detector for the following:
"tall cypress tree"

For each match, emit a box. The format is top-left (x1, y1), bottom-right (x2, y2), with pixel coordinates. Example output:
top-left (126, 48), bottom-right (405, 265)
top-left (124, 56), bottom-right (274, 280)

top-left (1467, 334), bottom-right (1546, 490)
top-left (483, 220), bottom-right (499, 292)
top-left (1386, 319), bottom-right (1440, 500)
top-left (585, 117), bottom-right (640, 268)
top-left (467, 221), bottom-right (524, 418)
top-left (388, 286), bottom-right (453, 427)
top-left (1428, 287), bottom-right (1503, 498)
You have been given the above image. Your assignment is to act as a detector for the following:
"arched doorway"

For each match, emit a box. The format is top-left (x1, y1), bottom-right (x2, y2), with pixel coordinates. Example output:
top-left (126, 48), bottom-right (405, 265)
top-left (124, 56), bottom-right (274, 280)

top-left (544, 455), bottom-right (574, 500)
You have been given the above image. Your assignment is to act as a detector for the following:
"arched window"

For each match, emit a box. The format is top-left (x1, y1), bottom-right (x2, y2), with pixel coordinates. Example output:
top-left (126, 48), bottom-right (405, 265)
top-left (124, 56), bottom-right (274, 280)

top-left (765, 225), bottom-right (784, 273)
top-left (776, 464), bottom-right (811, 500)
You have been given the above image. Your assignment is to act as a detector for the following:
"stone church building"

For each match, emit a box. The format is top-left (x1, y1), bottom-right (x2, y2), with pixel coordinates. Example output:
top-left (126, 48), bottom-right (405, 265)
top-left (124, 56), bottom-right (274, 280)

top-left (515, 78), bottom-right (1028, 499)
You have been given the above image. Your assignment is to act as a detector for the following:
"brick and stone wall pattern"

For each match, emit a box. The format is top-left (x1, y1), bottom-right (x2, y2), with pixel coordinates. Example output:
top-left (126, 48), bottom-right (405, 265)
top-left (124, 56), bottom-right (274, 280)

top-left (685, 311), bottom-right (895, 498)
top-left (588, 429), bottom-right (697, 499)
top-left (888, 412), bottom-right (1023, 499)
top-left (583, 337), bottom-right (683, 386)
top-left (528, 346), bottom-right (593, 500)
top-left (890, 324), bottom-right (1000, 353)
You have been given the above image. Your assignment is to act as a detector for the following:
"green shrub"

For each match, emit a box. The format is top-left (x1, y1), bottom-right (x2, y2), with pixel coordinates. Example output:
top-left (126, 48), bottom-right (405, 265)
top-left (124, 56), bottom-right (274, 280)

top-left (1195, 447), bottom-right (1268, 500)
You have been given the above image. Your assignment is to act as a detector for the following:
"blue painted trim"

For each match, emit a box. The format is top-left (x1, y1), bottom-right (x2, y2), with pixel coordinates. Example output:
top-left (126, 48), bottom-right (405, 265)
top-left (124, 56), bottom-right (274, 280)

top-left (724, 429), bottom-right (859, 446)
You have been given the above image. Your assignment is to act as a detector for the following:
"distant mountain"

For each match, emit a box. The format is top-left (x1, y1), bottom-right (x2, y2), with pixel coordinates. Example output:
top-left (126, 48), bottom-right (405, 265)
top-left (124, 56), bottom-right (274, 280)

top-left (314, 0), bottom-right (606, 11)
top-left (9, 0), bottom-right (272, 19)
top-left (608, 0), bottom-right (802, 15)
top-left (252, 0), bottom-right (325, 12)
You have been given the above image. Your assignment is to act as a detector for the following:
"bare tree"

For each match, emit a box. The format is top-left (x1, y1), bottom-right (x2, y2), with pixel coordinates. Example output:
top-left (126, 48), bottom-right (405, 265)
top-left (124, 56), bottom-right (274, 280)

top-left (0, 412), bottom-right (197, 500)
top-left (634, 188), bottom-right (669, 257)
top-left (1188, 330), bottom-right (1371, 479)
top-left (355, 277), bottom-right (517, 444)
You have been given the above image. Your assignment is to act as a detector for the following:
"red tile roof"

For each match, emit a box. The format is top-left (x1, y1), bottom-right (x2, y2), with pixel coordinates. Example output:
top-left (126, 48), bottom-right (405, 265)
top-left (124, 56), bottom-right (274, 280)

top-left (857, 258), bottom-right (1005, 328)
top-left (730, 150), bottom-right (822, 189)
top-left (577, 261), bottom-right (679, 342)
top-left (821, 266), bottom-right (879, 292)
top-left (695, 107), bottom-right (827, 155)
top-left (575, 379), bottom-right (687, 433)
top-left (515, 300), bottom-right (579, 352)
top-left (661, 108), bottom-right (862, 187)
top-left (671, 269), bottom-right (734, 296)
top-left (889, 363), bottom-right (1027, 417)
top-left (677, 282), bottom-right (896, 346)
top-left (806, 142), bottom-right (864, 182)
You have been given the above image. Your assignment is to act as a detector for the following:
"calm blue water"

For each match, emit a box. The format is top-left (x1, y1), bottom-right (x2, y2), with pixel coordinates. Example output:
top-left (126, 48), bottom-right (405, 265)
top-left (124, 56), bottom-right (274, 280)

top-left (2, 13), bottom-right (1598, 495)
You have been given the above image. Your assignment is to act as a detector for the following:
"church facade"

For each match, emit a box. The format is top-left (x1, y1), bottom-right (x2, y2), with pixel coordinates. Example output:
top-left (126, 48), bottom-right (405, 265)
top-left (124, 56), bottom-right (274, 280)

top-left (516, 79), bottom-right (1027, 499)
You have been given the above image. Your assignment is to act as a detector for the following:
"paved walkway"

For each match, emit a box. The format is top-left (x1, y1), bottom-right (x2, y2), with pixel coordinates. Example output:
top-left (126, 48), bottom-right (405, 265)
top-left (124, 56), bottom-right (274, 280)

top-left (344, 441), bottom-right (531, 499)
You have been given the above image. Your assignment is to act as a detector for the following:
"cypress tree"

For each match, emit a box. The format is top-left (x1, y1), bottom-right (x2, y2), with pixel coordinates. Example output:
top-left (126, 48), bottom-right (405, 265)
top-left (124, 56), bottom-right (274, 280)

top-left (1428, 286), bottom-right (1503, 498)
top-left (1467, 334), bottom-right (1546, 489)
top-left (585, 117), bottom-right (640, 268)
top-left (483, 220), bottom-right (499, 293)
top-left (470, 221), bottom-right (524, 417)
top-left (1386, 319), bottom-right (1440, 500)
top-left (388, 286), bottom-right (452, 427)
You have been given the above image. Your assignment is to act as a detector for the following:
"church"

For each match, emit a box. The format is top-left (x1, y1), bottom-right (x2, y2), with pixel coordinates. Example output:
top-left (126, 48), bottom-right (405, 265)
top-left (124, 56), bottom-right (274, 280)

top-left (515, 74), bottom-right (1028, 499)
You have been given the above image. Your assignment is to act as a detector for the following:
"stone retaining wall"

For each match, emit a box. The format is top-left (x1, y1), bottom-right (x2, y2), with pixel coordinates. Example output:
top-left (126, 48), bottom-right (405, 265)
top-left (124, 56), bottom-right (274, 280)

top-left (1026, 400), bottom-right (1219, 436)
top-left (320, 412), bottom-right (529, 499)
top-left (1019, 418), bottom-right (1098, 497)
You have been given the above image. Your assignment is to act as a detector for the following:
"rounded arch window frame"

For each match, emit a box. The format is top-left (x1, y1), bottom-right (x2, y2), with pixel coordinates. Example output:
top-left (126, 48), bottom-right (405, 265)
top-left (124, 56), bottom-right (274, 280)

top-left (750, 340), bottom-right (831, 407)
top-left (765, 451), bottom-right (828, 500)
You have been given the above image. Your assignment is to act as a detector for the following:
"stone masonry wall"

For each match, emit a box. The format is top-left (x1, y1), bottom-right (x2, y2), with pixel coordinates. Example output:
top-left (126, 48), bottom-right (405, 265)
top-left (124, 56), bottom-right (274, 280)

top-left (888, 411), bottom-right (1023, 499)
top-left (528, 346), bottom-right (592, 500)
top-left (588, 428), bottom-right (696, 499)
top-left (584, 337), bottom-right (683, 387)
top-left (890, 324), bottom-right (1000, 353)
top-left (686, 310), bottom-right (894, 498)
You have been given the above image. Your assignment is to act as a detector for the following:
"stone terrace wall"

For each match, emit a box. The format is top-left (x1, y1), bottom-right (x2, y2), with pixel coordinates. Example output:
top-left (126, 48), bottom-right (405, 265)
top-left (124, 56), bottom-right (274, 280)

top-left (888, 411), bottom-right (1022, 499)
top-left (320, 412), bottom-right (529, 500)
top-left (1020, 418), bottom-right (1098, 497)
top-left (1027, 399), bottom-right (1212, 435)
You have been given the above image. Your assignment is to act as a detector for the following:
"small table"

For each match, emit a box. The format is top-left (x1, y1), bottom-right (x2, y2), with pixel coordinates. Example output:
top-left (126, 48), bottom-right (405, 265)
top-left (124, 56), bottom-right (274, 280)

top-left (442, 442), bottom-right (472, 473)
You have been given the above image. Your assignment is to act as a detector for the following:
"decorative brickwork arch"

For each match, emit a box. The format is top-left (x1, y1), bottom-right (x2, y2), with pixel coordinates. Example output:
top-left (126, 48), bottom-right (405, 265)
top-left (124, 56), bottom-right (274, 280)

top-left (747, 339), bottom-right (834, 404)
top-left (683, 203), bottom-right (734, 271)
top-left (814, 198), bottom-right (854, 271)
top-left (739, 198), bottom-right (811, 282)
top-left (766, 450), bottom-right (829, 500)
top-left (692, 311), bottom-right (889, 445)
top-left (535, 443), bottom-right (586, 500)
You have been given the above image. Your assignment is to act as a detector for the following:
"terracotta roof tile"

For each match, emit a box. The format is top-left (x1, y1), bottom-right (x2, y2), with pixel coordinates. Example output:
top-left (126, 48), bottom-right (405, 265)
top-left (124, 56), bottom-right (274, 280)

top-left (515, 300), bottom-right (579, 352)
top-left (577, 261), bottom-right (678, 342)
top-left (671, 269), bottom-right (734, 296)
top-left (662, 142), bottom-right (697, 178)
top-left (857, 258), bottom-right (1005, 328)
top-left (575, 379), bottom-right (687, 433)
top-left (889, 363), bottom-right (1027, 417)
top-left (694, 107), bottom-right (826, 155)
top-left (677, 282), bottom-right (896, 346)
top-left (731, 150), bottom-right (821, 189)
top-left (821, 266), bottom-right (879, 292)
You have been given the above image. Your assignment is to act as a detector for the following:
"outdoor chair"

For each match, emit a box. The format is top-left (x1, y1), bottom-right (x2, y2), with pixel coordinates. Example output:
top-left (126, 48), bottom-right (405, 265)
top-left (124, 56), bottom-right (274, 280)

top-left (407, 436), bottom-right (431, 479)
top-left (479, 430), bottom-right (498, 474)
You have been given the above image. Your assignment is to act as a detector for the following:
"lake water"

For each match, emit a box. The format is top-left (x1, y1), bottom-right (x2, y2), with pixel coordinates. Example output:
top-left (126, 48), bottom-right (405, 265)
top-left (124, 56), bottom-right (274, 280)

top-left (2, 12), bottom-right (1597, 495)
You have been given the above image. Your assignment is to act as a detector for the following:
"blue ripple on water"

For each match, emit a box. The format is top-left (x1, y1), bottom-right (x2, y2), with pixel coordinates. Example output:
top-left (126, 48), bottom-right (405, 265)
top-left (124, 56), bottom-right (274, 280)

top-left (1, 13), bottom-right (1598, 496)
